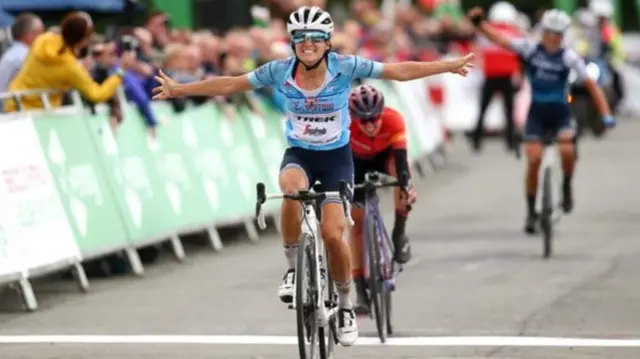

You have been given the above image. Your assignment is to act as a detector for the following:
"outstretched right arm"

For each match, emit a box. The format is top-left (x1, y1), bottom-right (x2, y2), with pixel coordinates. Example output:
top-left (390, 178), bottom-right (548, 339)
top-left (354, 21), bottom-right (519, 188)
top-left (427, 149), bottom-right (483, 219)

top-left (173, 75), bottom-right (253, 97)
top-left (154, 60), bottom-right (281, 99)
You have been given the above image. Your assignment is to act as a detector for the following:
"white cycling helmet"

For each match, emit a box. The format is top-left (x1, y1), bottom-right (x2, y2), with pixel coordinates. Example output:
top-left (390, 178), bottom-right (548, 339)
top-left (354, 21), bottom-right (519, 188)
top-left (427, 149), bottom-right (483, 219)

top-left (589, 0), bottom-right (614, 18)
top-left (516, 12), bottom-right (532, 31)
top-left (287, 6), bottom-right (334, 36)
top-left (574, 8), bottom-right (598, 27)
top-left (488, 1), bottom-right (518, 24)
top-left (540, 9), bottom-right (572, 33)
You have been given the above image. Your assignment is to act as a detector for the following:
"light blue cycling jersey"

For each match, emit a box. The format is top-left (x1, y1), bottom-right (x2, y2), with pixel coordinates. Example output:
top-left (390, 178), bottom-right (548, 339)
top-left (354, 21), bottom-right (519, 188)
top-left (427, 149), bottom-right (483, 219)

top-left (509, 38), bottom-right (588, 103)
top-left (247, 52), bottom-right (384, 151)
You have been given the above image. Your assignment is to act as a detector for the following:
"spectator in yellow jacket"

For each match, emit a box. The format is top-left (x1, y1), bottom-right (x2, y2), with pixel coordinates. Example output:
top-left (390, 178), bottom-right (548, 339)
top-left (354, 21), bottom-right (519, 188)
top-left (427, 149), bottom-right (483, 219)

top-left (4, 11), bottom-right (135, 112)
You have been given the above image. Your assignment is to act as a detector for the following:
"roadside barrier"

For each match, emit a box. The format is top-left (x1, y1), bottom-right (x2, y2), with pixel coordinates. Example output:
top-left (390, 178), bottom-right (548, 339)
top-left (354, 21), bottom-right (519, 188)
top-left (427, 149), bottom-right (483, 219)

top-left (0, 79), bottom-right (446, 312)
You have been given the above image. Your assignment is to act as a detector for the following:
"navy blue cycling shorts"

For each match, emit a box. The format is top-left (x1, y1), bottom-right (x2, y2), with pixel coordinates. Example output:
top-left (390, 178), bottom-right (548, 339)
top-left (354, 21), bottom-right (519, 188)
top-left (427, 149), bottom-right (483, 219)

top-left (524, 102), bottom-right (574, 141)
top-left (280, 144), bottom-right (354, 205)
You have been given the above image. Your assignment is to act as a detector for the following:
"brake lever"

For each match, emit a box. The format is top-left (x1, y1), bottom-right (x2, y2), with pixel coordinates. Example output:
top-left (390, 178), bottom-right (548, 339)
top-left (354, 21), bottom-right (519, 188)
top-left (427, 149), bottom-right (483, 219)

top-left (339, 180), bottom-right (355, 227)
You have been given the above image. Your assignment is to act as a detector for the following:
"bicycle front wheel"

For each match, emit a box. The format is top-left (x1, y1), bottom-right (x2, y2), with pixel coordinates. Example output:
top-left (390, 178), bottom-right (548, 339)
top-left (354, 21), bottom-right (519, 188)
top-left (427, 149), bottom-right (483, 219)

top-left (541, 168), bottom-right (553, 259)
top-left (366, 214), bottom-right (387, 343)
top-left (296, 233), bottom-right (318, 359)
top-left (318, 248), bottom-right (336, 359)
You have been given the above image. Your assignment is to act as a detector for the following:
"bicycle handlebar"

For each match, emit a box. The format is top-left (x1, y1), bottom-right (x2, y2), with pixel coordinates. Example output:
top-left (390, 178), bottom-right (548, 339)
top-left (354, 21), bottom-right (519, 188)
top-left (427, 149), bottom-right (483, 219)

top-left (355, 171), bottom-right (413, 211)
top-left (255, 180), bottom-right (355, 230)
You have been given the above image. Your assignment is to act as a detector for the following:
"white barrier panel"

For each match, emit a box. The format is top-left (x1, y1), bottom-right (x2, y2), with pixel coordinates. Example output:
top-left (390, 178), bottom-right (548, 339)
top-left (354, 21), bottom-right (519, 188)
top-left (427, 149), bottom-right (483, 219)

top-left (414, 78), bottom-right (445, 150)
top-left (441, 69), bottom-right (529, 132)
top-left (391, 79), bottom-right (443, 154)
top-left (618, 63), bottom-right (640, 116)
top-left (0, 117), bottom-right (81, 280)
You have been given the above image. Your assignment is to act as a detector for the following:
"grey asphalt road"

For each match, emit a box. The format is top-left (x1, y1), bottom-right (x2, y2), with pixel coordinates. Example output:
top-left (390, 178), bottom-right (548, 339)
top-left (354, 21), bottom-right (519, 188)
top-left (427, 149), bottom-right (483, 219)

top-left (1, 119), bottom-right (640, 359)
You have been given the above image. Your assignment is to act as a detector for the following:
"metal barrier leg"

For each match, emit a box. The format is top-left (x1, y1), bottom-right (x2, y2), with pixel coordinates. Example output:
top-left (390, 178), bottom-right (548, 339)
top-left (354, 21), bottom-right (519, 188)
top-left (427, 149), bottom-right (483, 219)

top-left (274, 214), bottom-right (282, 235)
top-left (18, 278), bottom-right (37, 312)
top-left (207, 226), bottom-right (224, 252)
top-left (72, 262), bottom-right (90, 292)
top-left (244, 219), bottom-right (260, 243)
top-left (414, 160), bottom-right (426, 179)
top-left (170, 234), bottom-right (186, 261)
top-left (125, 247), bottom-right (144, 276)
top-left (428, 154), bottom-right (440, 172)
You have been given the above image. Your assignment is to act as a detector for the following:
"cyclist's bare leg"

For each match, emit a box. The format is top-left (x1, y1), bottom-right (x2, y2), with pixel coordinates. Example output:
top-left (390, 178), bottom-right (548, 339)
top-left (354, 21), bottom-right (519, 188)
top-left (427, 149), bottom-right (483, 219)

top-left (557, 129), bottom-right (576, 213)
top-left (349, 207), bottom-right (368, 314)
top-left (524, 141), bottom-right (543, 233)
top-left (321, 202), bottom-right (351, 308)
top-left (277, 166), bottom-right (308, 302)
top-left (349, 208), bottom-right (365, 276)
top-left (386, 156), bottom-right (412, 263)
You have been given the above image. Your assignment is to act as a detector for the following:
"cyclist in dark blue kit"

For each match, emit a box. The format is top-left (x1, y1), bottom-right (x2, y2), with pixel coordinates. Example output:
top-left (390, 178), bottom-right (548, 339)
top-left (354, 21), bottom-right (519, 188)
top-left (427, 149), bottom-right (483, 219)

top-left (467, 7), bottom-right (615, 233)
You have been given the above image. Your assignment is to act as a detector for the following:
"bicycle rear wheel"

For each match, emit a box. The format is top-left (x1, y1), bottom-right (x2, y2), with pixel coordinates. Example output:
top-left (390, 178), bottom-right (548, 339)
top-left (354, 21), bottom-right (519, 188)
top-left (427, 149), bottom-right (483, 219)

top-left (541, 168), bottom-right (553, 259)
top-left (366, 214), bottom-right (388, 343)
top-left (296, 233), bottom-right (318, 359)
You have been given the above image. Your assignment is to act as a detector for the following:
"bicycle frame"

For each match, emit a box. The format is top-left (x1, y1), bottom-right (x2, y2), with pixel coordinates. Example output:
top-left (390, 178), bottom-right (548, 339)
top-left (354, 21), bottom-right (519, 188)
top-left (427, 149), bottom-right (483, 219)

top-left (536, 142), bottom-right (562, 221)
top-left (293, 201), bottom-right (339, 328)
top-left (362, 193), bottom-right (397, 291)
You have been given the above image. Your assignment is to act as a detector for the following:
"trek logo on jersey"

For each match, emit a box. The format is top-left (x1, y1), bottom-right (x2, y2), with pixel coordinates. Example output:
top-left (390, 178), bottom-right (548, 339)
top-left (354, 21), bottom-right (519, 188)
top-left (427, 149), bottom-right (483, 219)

top-left (303, 125), bottom-right (327, 136)
top-left (289, 109), bottom-right (342, 145)
top-left (295, 115), bottom-right (337, 123)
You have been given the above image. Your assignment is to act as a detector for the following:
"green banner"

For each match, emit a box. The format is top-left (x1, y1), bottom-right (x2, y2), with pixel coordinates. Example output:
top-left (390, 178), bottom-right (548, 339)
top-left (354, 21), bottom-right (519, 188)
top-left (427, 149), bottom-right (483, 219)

top-left (238, 103), bottom-right (286, 213)
top-left (86, 106), bottom-right (181, 244)
top-left (151, 102), bottom-right (218, 231)
top-left (18, 80), bottom-right (434, 268)
top-left (33, 109), bottom-right (130, 258)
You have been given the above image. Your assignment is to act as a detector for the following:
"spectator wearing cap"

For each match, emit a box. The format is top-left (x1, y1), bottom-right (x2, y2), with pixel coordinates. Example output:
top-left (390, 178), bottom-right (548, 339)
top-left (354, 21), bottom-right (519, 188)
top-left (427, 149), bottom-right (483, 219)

top-left (4, 11), bottom-right (136, 112)
top-left (0, 13), bottom-right (44, 95)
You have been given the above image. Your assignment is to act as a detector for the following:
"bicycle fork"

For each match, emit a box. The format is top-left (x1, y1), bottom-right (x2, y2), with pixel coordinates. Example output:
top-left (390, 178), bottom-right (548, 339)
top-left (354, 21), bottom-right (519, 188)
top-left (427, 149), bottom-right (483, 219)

top-left (363, 208), bottom-right (397, 293)
top-left (291, 204), bottom-right (337, 328)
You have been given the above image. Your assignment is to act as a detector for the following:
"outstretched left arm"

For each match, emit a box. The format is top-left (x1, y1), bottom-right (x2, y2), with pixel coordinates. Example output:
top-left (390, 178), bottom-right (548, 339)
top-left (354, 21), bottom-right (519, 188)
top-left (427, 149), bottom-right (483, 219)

top-left (380, 54), bottom-right (474, 81)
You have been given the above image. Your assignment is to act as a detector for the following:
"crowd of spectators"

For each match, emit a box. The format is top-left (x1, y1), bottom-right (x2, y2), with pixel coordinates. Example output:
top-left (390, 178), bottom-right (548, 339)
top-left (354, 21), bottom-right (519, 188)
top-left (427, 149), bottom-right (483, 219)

top-left (0, 0), bottom-right (535, 142)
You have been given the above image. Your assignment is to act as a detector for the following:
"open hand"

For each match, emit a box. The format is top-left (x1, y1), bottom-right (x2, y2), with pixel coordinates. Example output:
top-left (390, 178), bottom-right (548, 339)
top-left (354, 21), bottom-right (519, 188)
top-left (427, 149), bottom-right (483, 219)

top-left (152, 69), bottom-right (178, 100)
top-left (450, 53), bottom-right (475, 76)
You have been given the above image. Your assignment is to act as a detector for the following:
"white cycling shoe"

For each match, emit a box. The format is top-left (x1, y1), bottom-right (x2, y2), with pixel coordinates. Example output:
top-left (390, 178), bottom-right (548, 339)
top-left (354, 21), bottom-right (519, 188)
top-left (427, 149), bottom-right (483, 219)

top-left (337, 308), bottom-right (358, 347)
top-left (279, 269), bottom-right (358, 346)
top-left (278, 269), bottom-right (295, 303)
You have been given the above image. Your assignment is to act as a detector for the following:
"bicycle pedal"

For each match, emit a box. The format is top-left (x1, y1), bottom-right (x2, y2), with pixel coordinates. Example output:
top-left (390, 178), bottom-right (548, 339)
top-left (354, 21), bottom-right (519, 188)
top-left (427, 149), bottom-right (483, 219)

top-left (287, 304), bottom-right (294, 310)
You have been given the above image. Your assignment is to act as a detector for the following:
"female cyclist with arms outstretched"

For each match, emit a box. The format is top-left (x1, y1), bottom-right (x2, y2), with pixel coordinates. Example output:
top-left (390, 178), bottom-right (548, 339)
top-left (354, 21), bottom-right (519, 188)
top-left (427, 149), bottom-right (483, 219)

top-left (153, 6), bottom-right (473, 346)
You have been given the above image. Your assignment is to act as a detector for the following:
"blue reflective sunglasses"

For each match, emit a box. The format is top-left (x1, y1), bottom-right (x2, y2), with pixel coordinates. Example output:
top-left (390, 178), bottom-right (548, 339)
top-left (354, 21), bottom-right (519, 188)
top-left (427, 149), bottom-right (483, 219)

top-left (292, 31), bottom-right (330, 44)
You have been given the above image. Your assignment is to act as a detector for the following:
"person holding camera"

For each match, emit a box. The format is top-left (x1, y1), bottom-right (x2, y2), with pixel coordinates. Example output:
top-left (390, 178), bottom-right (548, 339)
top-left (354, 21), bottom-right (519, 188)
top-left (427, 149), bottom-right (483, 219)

top-left (4, 11), bottom-right (136, 112)
top-left (116, 33), bottom-right (160, 139)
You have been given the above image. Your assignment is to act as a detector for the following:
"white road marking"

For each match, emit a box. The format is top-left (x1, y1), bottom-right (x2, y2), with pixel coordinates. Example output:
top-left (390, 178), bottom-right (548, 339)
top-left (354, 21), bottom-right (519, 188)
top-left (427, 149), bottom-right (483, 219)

top-left (0, 335), bottom-right (639, 347)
